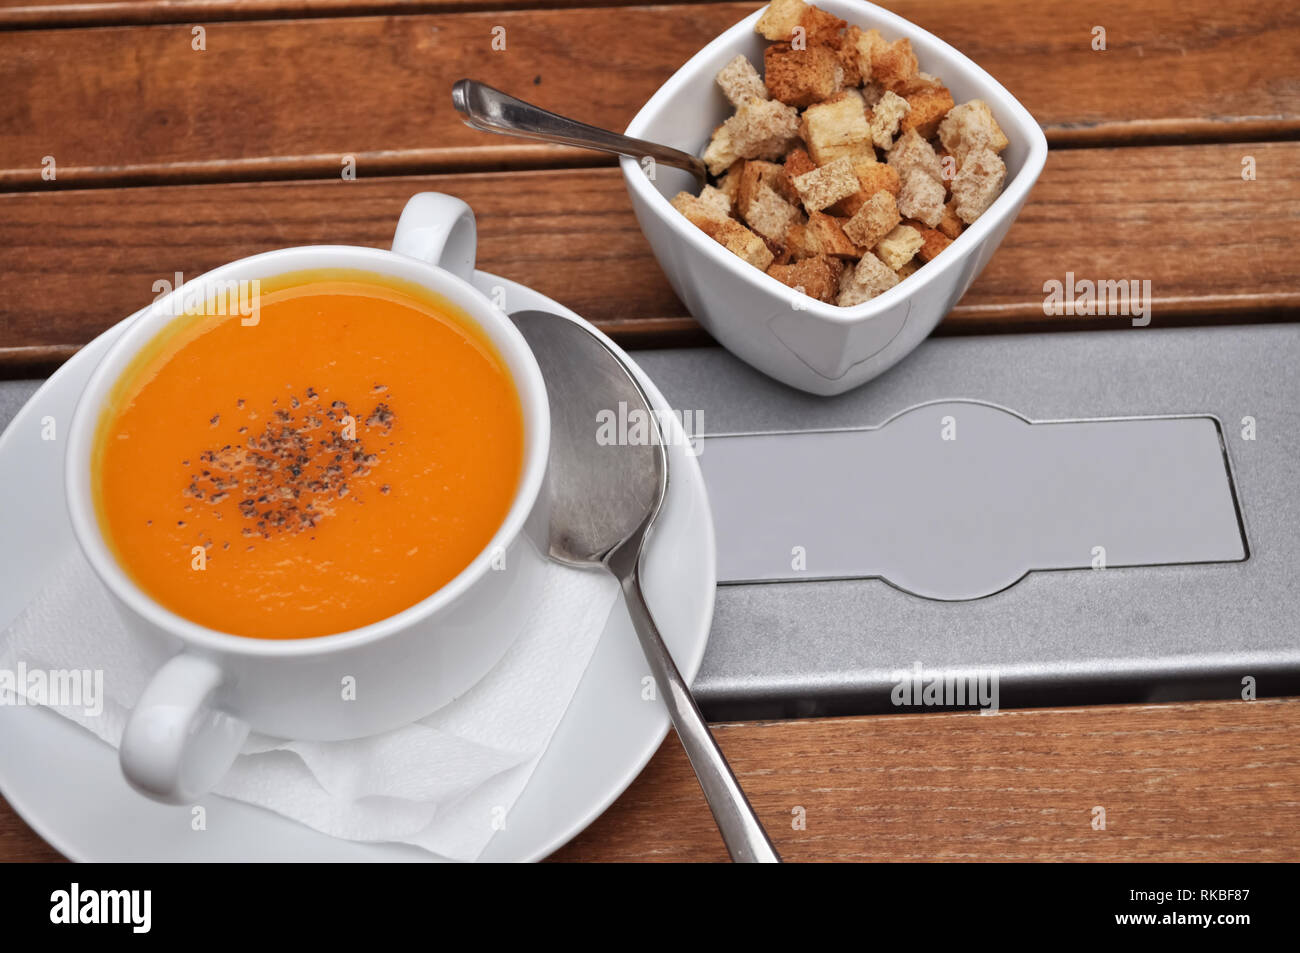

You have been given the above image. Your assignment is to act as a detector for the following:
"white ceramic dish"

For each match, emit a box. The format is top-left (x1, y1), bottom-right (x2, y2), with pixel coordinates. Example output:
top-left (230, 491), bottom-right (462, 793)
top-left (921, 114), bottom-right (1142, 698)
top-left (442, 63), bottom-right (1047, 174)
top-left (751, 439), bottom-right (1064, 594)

top-left (0, 272), bottom-right (716, 862)
top-left (620, 0), bottom-right (1048, 395)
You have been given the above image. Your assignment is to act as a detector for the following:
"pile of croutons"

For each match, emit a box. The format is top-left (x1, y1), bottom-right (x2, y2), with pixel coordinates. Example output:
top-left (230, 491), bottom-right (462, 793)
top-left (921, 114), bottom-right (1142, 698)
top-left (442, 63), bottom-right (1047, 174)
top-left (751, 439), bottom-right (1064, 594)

top-left (671, 0), bottom-right (1009, 307)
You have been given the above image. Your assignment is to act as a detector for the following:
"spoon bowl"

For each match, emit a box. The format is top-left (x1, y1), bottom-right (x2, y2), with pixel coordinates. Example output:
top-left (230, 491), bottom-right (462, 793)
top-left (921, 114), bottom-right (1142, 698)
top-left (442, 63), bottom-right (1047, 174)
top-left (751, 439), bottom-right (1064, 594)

top-left (510, 308), bottom-right (779, 863)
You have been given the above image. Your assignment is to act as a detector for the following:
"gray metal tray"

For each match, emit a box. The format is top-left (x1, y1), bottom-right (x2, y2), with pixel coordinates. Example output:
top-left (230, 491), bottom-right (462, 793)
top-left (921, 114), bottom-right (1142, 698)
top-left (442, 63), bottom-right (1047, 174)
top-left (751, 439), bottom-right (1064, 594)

top-left (4, 323), bottom-right (1297, 720)
top-left (631, 324), bottom-right (1300, 719)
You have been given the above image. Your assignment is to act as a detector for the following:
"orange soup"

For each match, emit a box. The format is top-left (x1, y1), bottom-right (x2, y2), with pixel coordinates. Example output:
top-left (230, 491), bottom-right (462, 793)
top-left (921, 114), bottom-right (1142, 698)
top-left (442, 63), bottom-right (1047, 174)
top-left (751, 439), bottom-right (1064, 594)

top-left (93, 269), bottom-right (525, 639)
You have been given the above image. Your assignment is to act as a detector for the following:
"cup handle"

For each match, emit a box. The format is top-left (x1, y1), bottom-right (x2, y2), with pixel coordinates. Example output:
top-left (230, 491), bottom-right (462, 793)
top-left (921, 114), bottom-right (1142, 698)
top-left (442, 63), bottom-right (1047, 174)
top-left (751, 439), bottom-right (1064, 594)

top-left (119, 653), bottom-right (249, 804)
top-left (391, 192), bottom-right (478, 283)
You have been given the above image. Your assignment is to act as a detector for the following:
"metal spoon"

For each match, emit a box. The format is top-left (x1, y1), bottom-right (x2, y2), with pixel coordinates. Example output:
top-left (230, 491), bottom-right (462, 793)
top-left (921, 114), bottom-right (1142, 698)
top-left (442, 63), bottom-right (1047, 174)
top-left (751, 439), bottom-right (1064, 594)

top-left (510, 309), bottom-right (779, 863)
top-left (453, 79), bottom-right (708, 186)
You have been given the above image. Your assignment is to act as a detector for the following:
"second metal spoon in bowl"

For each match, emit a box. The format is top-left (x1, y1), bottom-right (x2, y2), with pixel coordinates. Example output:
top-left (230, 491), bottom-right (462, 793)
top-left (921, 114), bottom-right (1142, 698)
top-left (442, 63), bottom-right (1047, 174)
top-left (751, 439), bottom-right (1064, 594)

top-left (452, 79), bottom-right (708, 185)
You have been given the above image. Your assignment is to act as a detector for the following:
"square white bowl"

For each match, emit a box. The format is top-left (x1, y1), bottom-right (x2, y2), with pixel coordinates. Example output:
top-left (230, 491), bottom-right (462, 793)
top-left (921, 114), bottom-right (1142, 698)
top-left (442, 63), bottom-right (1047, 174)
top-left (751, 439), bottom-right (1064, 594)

top-left (619, 0), bottom-right (1048, 396)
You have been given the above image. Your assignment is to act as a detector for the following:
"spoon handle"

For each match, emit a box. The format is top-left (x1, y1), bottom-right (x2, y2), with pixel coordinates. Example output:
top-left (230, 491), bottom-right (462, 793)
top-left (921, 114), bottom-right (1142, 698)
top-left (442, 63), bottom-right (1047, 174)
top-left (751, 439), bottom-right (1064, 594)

top-left (619, 570), bottom-right (781, 863)
top-left (452, 79), bottom-right (709, 185)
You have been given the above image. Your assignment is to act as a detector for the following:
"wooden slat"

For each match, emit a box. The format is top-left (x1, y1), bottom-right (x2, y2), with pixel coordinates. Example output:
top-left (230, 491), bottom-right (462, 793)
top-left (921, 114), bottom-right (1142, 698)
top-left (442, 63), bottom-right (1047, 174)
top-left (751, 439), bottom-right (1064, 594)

top-left (3, 1), bottom-right (1300, 188)
top-left (3, 698), bottom-right (1298, 860)
top-left (552, 699), bottom-right (1300, 861)
top-left (2, 139), bottom-right (1297, 374)
top-left (0, 0), bottom-right (695, 29)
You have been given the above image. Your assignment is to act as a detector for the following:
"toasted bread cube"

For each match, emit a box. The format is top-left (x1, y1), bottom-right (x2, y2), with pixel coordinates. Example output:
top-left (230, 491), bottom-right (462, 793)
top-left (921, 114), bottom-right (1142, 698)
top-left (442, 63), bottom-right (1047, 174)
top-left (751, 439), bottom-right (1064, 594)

top-left (702, 125), bottom-right (744, 178)
top-left (874, 224), bottom-right (924, 270)
top-left (842, 189), bottom-right (900, 248)
top-left (716, 55), bottom-right (769, 107)
top-left (767, 255), bottom-right (844, 303)
top-left (908, 222), bottom-right (953, 262)
top-left (738, 170), bottom-right (805, 245)
top-left (764, 43), bottom-right (845, 108)
top-left (901, 85), bottom-right (955, 140)
top-left (871, 36), bottom-right (919, 92)
top-left (869, 90), bottom-right (910, 150)
top-left (756, 0), bottom-right (846, 43)
top-left (671, 190), bottom-right (727, 225)
top-left (846, 27), bottom-right (885, 79)
top-left (792, 156), bottom-right (859, 212)
top-left (837, 251), bottom-right (899, 306)
top-left (699, 184), bottom-right (733, 216)
top-left (887, 128), bottom-right (944, 183)
top-left (755, 0), bottom-right (804, 39)
top-left (950, 146), bottom-right (1006, 223)
top-left (716, 218), bottom-right (777, 270)
top-left (782, 147), bottom-right (819, 185)
top-left (803, 211), bottom-right (859, 258)
top-left (736, 160), bottom-right (784, 211)
top-left (801, 89), bottom-right (872, 165)
top-left (782, 149), bottom-right (818, 176)
top-left (827, 158), bottom-right (901, 216)
top-left (744, 183), bottom-right (804, 245)
top-left (936, 147), bottom-right (958, 189)
top-left (703, 98), bottom-right (801, 175)
top-left (897, 258), bottom-right (921, 279)
top-left (716, 162), bottom-right (743, 203)
top-left (672, 192), bottom-right (773, 270)
top-left (938, 201), bottom-right (965, 239)
top-left (896, 167), bottom-right (945, 227)
top-left (938, 100), bottom-right (1009, 162)
top-left (798, 3), bottom-right (846, 44)
top-left (827, 26), bottom-right (864, 87)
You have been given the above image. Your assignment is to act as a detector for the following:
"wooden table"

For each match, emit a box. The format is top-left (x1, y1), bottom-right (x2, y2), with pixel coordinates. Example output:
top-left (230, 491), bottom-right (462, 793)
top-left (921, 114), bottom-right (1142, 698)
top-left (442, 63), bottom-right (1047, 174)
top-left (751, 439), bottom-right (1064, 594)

top-left (1, 0), bottom-right (1297, 861)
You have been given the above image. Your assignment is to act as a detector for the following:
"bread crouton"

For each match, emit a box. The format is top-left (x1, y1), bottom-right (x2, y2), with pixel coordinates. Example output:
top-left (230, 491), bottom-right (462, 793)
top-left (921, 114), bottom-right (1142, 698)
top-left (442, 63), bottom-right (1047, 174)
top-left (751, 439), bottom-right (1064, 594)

top-left (792, 156), bottom-right (859, 212)
top-left (870, 36), bottom-right (919, 92)
top-left (716, 55), bottom-right (769, 107)
top-left (900, 85), bottom-right (955, 140)
top-left (755, 0), bottom-right (846, 45)
top-left (699, 184), bottom-right (733, 216)
top-left (837, 251), bottom-right (899, 306)
top-left (770, 149), bottom-right (811, 203)
top-left (738, 171), bottom-right (805, 245)
top-left (801, 89), bottom-right (872, 165)
top-left (937, 201), bottom-right (965, 239)
top-left (874, 224), bottom-right (924, 270)
top-left (764, 43), bottom-right (845, 108)
top-left (826, 27), bottom-right (863, 87)
top-left (938, 100), bottom-right (1009, 162)
top-left (897, 258), bottom-right (921, 279)
top-left (887, 128), bottom-right (944, 182)
top-left (703, 98), bottom-right (800, 175)
top-left (896, 167), bottom-right (945, 227)
top-left (745, 183), bottom-right (805, 245)
top-left (735, 159), bottom-right (784, 209)
top-left (735, 160), bottom-right (803, 235)
top-left (827, 158), bottom-right (901, 216)
top-left (671, 190), bottom-right (726, 225)
top-left (845, 27), bottom-right (884, 80)
top-left (782, 146), bottom-right (819, 183)
top-left (842, 190), bottom-right (901, 248)
top-left (869, 90), bottom-right (910, 150)
top-left (907, 221), bottom-right (953, 261)
top-left (715, 162), bottom-right (743, 203)
top-left (767, 255), bottom-right (844, 303)
top-left (672, 191), bottom-right (774, 270)
top-left (950, 146), bottom-right (1006, 223)
top-left (787, 211), bottom-right (859, 259)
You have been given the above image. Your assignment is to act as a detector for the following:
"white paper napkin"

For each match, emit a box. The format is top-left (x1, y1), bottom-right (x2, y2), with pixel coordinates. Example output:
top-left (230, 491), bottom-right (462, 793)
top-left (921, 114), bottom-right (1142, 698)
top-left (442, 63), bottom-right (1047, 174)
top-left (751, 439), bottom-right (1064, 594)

top-left (0, 546), bottom-right (619, 861)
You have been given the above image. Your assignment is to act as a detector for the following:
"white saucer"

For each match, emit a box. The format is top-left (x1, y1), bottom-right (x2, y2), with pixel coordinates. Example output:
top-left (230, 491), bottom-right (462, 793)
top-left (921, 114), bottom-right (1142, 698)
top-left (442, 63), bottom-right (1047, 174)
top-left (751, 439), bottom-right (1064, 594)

top-left (0, 272), bottom-right (716, 862)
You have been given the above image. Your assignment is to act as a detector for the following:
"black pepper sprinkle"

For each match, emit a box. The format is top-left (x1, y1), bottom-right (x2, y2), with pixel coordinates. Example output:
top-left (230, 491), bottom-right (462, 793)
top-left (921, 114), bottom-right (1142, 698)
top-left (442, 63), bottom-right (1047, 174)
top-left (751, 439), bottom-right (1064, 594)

top-left (182, 387), bottom-right (396, 547)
